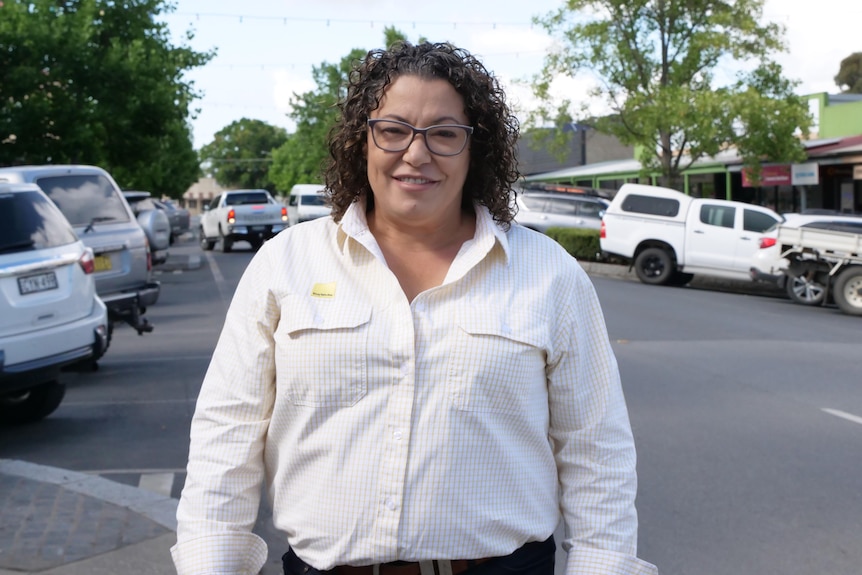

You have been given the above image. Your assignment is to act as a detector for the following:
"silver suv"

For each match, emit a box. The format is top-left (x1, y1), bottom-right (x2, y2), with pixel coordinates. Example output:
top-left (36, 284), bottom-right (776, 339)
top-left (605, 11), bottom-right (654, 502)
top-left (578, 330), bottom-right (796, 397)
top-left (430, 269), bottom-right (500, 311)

top-left (514, 189), bottom-right (610, 233)
top-left (0, 165), bottom-right (160, 339)
top-left (0, 183), bottom-right (108, 423)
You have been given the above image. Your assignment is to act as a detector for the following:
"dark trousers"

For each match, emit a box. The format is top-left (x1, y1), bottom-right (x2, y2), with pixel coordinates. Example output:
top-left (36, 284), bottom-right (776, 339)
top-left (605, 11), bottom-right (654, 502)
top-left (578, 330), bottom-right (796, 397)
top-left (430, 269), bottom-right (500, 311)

top-left (283, 536), bottom-right (555, 575)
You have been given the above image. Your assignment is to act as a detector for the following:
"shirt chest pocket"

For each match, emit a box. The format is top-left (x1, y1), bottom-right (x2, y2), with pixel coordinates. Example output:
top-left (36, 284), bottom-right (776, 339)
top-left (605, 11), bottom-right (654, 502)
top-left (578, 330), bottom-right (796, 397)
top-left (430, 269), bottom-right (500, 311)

top-left (447, 312), bottom-right (548, 415)
top-left (276, 296), bottom-right (371, 408)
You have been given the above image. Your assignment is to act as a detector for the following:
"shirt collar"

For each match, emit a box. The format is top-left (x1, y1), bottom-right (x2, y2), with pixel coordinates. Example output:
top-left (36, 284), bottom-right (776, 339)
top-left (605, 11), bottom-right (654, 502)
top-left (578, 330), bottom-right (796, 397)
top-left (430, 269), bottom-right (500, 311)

top-left (337, 199), bottom-right (511, 264)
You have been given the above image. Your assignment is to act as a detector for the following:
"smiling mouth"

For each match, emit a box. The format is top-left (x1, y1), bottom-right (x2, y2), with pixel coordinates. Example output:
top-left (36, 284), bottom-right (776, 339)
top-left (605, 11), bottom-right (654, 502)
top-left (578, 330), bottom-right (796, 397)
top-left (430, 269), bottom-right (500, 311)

top-left (396, 177), bottom-right (434, 185)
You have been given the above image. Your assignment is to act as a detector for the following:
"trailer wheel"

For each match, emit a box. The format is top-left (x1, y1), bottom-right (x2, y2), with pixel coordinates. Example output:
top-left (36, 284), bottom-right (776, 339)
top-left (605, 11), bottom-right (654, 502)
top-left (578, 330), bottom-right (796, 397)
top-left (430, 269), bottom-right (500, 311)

top-left (833, 266), bottom-right (862, 316)
top-left (785, 273), bottom-right (826, 306)
top-left (634, 247), bottom-right (675, 285)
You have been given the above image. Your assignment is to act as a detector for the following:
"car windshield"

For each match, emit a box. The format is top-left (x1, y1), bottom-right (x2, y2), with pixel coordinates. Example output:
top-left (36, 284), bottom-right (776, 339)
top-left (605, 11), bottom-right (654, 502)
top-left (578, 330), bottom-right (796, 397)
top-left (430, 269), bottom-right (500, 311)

top-left (36, 174), bottom-right (130, 226)
top-left (0, 190), bottom-right (79, 253)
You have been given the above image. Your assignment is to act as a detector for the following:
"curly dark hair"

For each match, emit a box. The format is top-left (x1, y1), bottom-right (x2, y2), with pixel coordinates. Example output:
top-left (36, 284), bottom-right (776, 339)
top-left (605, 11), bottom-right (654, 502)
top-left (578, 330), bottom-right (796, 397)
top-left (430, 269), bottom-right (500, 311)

top-left (324, 41), bottom-right (520, 225)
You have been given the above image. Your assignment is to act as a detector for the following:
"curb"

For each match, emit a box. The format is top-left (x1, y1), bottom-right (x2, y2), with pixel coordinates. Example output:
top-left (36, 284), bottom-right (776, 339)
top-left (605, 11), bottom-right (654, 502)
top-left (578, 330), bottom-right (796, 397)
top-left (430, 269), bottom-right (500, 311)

top-left (0, 459), bottom-right (178, 532)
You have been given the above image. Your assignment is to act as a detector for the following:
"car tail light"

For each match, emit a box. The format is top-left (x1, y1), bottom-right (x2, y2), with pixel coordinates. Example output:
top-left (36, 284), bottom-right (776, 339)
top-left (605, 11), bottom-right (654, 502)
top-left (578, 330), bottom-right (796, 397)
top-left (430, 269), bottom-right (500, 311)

top-left (600, 220), bottom-right (606, 239)
top-left (281, 206), bottom-right (288, 221)
top-left (759, 237), bottom-right (777, 249)
top-left (79, 248), bottom-right (96, 275)
top-left (145, 238), bottom-right (152, 271)
top-left (227, 208), bottom-right (236, 224)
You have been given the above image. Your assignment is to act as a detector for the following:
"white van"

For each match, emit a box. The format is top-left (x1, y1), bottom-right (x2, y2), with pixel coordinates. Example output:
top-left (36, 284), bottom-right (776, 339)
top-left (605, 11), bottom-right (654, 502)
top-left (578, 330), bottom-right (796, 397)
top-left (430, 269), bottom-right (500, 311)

top-left (287, 184), bottom-right (329, 226)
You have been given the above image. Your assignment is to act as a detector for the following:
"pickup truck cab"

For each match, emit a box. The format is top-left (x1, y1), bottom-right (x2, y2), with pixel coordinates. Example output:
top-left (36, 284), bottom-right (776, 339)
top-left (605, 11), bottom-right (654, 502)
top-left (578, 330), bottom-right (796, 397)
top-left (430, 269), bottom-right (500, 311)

top-left (199, 189), bottom-right (288, 252)
top-left (600, 183), bottom-right (781, 285)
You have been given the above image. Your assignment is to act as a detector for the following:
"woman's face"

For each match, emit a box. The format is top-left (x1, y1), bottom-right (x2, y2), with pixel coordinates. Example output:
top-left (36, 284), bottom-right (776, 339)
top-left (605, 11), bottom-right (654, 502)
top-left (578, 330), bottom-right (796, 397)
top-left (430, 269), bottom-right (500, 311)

top-left (366, 75), bottom-right (471, 230)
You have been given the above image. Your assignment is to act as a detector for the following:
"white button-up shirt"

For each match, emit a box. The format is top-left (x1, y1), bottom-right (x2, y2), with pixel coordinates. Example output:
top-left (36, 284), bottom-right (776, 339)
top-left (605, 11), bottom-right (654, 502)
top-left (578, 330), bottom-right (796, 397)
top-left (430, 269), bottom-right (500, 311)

top-left (172, 202), bottom-right (657, 575)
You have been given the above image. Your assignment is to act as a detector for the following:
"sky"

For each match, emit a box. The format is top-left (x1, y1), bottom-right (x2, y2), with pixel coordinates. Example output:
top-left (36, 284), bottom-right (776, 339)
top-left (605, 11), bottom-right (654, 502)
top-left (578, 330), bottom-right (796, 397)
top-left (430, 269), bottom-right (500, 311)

top-left (160, 0), bottom-right (862, 150)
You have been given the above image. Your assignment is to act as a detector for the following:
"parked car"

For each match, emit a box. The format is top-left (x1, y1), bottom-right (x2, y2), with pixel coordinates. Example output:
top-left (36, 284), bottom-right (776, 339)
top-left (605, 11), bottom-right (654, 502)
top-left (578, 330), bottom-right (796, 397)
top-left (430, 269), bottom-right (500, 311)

top-left (287, 184), bottom-right (329, 226)
top-left (600, 183), bottom-right (781, 285)
top-left (122, 191), bottom-right (171, 265)
top-left (0, 165), bottom-right (160, 339)
top-left (200, 189), bottom-right (288, 252)
top-left (750, 213), bottom-right (862, 305)
top-left (158, 198), bottom-right (191, 243)
top-left (513, 188), bottom-right (610, 233)
top-left (0, 182), bottom-right (108, 424)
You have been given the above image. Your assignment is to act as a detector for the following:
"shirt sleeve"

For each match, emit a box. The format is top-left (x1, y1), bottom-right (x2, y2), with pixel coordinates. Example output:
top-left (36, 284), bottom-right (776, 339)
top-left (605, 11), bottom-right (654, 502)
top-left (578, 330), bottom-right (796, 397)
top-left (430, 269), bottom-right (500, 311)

top-left (547, 266), bottom-right (658, 575)
top-left (171, 246), bottom-right (281, 575)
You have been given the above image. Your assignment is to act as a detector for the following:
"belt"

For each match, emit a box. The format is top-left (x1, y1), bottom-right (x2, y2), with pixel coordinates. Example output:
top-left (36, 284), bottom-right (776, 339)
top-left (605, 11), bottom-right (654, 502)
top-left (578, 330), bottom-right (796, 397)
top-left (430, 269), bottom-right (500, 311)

top-left (333, 558), bottom-right (491, 575)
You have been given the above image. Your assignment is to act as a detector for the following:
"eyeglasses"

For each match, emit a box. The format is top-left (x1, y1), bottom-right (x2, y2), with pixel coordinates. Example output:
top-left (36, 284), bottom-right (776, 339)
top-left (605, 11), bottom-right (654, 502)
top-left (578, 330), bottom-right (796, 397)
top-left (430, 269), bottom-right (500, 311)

top-left (367, 118), bottom-right (473, 157)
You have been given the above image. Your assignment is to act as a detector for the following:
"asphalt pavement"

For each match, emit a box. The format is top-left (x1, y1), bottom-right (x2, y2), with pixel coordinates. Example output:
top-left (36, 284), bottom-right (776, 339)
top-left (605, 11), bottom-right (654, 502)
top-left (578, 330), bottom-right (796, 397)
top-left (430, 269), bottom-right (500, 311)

top-left (0, 258), bottom-right (782, 575)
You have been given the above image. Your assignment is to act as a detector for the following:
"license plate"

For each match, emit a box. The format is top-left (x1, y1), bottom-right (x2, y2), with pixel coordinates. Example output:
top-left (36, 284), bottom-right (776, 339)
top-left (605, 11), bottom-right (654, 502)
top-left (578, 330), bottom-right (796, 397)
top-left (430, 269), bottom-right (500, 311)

top-left (94, 254), bottom-right (112, 272)
top-left (18, 271), bottom-right (58, 295)
top-left (250, 226), bottom-right (266, 232)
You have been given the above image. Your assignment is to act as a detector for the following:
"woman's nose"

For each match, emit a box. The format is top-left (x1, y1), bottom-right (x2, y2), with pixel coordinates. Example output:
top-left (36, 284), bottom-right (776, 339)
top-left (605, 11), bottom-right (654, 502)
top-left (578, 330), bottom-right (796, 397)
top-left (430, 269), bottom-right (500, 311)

top-left (402, 133), bottom-right (432, 165)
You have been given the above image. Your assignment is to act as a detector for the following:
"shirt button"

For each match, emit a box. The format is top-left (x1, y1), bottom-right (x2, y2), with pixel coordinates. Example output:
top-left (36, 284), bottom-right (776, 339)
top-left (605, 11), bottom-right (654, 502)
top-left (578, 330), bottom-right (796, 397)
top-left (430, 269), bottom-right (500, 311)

top-left (393, 430), bottom-right (402, 440)
top-left (385, 498), bottom-right (396, 511)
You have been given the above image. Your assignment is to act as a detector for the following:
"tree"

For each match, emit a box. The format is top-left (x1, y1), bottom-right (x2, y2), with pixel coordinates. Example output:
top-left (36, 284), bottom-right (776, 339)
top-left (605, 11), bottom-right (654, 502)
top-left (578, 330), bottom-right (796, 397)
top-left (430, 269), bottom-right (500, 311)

top-left (200, 118), bottom-right (288, 193)
top-left (532, 0), bottom-right (811, 188)
top-left (0, 0), bottom-right (213, 198)
top-left (268, 27), bottom-right (421, 192)
top-left (835, 52), bottom-right (862, 94)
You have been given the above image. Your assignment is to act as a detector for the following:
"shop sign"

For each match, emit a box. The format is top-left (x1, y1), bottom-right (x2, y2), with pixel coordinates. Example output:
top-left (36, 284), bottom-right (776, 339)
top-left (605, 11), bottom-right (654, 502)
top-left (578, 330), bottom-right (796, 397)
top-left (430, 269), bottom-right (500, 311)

top-left (791, 163), bottom-right (819, 185)
top-left (742, 164), bottom-right (791, 187)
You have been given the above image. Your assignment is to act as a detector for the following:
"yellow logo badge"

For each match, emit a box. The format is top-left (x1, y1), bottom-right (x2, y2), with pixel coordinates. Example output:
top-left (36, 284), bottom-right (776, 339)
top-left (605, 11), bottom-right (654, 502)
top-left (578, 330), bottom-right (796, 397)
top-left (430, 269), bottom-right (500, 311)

top-left (311, 282), bottom-right (336, 298)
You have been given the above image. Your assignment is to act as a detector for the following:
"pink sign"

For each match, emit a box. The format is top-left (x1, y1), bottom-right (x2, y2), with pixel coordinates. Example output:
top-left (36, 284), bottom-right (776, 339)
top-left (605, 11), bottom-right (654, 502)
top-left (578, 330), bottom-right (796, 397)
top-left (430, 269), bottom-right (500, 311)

top-left (742, 164), bottom-right (792, 187)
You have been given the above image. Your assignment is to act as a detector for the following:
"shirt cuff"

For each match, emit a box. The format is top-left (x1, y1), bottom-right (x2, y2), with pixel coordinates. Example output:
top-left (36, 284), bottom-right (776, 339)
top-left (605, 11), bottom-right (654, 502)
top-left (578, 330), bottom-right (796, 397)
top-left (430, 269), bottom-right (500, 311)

top-left (171, 532), bottom-right (268, 575)
top-left (565, 545), bottom-right (658, 575)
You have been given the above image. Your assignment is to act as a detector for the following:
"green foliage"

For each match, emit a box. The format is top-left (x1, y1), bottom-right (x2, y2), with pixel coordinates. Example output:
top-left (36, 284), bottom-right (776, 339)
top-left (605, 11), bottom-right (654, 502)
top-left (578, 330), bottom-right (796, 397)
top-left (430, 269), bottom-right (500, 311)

top-left (545, 227), bottom-right (601, 261)
top-left (267, 28), bottom-right (417, 192)
top-left (835, 52), bottom-right (862, 94)
top-left (199, 119), bottom-right (288, 193)
top-left (531, 0), bottom-right (811, 188)
top-left (0, 0), bottom-right (213, 198)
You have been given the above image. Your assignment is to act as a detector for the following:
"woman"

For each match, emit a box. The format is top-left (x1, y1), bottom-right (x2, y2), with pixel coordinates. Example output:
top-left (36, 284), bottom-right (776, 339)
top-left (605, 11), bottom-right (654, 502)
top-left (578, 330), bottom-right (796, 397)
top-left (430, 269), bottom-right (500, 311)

top-left (172, 41), bottom-right (658, 575)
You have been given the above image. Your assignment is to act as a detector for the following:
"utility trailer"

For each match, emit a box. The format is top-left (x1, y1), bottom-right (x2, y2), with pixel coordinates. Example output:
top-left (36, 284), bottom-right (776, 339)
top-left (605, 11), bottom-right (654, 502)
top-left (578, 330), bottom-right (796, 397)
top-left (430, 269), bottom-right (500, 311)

top-left (777, 225), bottom-right (862, 316)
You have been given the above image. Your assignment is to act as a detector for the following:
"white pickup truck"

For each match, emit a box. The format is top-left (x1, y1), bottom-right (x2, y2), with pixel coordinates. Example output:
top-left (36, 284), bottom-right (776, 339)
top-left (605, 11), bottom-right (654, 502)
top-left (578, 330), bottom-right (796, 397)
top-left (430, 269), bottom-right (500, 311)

top-left (773, 224), bottom-right (862, 316)
top-left (199, 189), bottom-right (288, 252)
top-left (600, 183), bottom-right (781, 285)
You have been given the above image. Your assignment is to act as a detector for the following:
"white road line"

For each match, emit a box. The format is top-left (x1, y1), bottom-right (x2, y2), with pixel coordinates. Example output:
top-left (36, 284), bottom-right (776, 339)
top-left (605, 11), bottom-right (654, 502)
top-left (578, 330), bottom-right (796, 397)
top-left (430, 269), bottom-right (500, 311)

top-left (137, 472), bottom-right (177, 496)
top-left (82, 468), bottom-right (187, 475)
top-left (822, 408), bottom-right (862, 426)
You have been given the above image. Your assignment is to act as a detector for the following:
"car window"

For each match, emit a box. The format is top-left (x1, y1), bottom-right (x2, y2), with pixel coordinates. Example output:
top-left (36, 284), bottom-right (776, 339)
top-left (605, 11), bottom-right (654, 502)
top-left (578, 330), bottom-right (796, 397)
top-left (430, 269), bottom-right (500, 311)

top-left (520, 196), bottom-right (548, 211)
top-left (578, 201), bottom-right (605, 218)
top-left (620, 193), bottom-right (680, 217)
top-left (35, 174), bottom-right (130, 226)
top-left (545, 197), bottom-right (579, 215)
top-left (743, 209), bottom-right (779, 232)
top-left (0, 190), bottom-right (79, 253)
top-left (803, 221), bottom-right (862, 233)
top-left (226, 192), bottom-right (269, 205)
top-left (700, 205), bottom-right (735, 228)
top-left (126, 197), bottom-right (159, 214)
top-left (301, 194), bottom-right (326, 206)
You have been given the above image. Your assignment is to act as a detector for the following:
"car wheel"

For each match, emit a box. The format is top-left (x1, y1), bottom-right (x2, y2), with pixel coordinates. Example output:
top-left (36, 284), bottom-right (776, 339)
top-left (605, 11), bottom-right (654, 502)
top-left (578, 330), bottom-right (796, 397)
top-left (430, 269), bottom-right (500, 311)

top-left (833, 266), bottom-right (862, 316)
top-left (634, 247), bottom-right (675, 285)
top-left (219, 228), bottom-right (233, 253)
top-left (199, 228), bottom-right (215, 251)
top-left (0, 381), bottom-right (66, 424)
top-left (785, 273), bottom-right (826, 306)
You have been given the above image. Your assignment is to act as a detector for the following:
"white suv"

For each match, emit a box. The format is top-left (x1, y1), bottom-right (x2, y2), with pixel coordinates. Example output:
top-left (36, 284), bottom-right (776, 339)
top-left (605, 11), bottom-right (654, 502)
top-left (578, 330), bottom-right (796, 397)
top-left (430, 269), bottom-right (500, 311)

top-left (0, 183), bottom-right (108, 424)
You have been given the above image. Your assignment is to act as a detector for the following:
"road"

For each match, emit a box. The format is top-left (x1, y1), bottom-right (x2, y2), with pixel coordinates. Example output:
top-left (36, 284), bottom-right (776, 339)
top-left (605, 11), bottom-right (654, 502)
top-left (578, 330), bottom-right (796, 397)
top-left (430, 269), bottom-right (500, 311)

top-left (2, 236), bottom-right (860, 575)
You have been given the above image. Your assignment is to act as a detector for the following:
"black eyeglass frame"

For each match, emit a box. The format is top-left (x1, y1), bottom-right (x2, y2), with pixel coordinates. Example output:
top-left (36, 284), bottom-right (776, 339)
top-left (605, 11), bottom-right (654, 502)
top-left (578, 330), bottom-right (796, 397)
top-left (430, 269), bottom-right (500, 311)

top-left (366, 118), bottom-right (474, 157)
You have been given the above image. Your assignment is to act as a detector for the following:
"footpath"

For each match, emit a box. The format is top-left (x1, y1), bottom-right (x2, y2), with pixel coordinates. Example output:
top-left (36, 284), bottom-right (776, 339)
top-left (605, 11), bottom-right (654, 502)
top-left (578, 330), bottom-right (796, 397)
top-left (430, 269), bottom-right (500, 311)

top-left (0, 261), bottom-right (781, 575)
